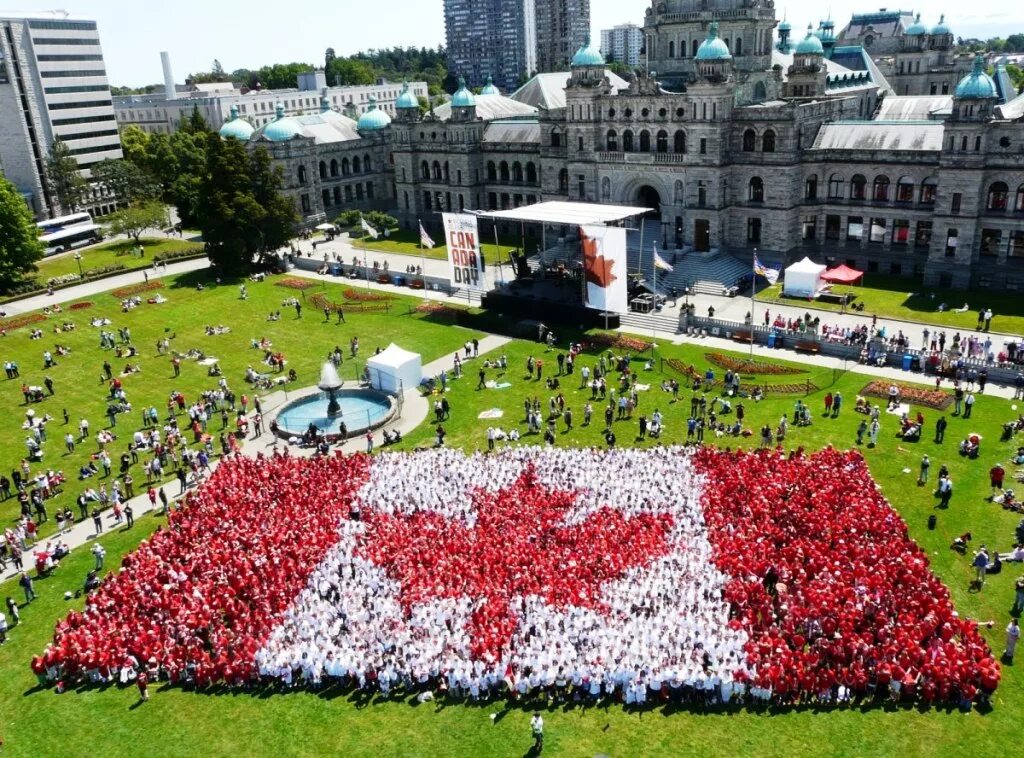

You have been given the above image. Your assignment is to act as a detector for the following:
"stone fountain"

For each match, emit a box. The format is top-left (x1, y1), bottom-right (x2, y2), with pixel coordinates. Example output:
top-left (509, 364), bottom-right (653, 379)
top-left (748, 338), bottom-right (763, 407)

top-left (319, 361), bottom-right (344, 417)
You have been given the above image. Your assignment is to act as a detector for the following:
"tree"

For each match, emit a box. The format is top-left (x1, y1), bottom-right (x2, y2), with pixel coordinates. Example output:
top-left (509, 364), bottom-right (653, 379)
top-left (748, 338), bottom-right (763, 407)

top-left (45, 138), bottom-right (87, 213)
top-left (325, 47), bottom-right (337, 71)
top-left (91, 159), bottom-right (159, 206)
top-left (212, 59), bottom-right (225, 80)
top-left (104, 201), bottom-right (169, 244)
top-left (195, 135), bottom-right (295, 274)
top-left (180, 105), bottom-right (212, 135)
top-left (0, 174), bottom-right (44, 290)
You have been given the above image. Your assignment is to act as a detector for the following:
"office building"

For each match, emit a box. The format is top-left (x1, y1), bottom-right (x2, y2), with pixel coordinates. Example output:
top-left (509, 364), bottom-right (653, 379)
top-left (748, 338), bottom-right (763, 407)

top-left (443, 0), bottom-right (536, 92)
top-left (601, 23), bottom-right (644, 66)
top-left (0, 10), bottom-right (122, 217)
top-left (535, 0), bottom-right (590, 73)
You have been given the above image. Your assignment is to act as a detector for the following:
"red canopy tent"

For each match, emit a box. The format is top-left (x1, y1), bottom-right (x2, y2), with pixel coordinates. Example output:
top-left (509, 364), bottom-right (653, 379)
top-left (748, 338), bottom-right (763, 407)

top-left (822, 264), bottom-right (864, 285)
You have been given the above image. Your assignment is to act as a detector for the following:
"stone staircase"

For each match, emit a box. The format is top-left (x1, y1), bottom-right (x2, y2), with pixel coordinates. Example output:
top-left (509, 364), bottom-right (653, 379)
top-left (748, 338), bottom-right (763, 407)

top-left (628, 248), bottom-right (753, 297)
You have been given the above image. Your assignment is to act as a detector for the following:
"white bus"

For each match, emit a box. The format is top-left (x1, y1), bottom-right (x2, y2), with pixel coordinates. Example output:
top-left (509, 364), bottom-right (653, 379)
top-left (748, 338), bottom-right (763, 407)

top-left (37, 212), bottom-right (102, 255)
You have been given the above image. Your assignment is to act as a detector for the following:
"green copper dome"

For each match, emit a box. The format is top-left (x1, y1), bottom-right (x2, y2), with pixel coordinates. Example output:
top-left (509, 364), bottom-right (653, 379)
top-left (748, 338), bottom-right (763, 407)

top-left (219, 105), bottom-right (254, 141)
top-left (696, 22), bottom-right (732, 61)
top-left (480, 75), bottom-right (500, 95)
top-left (931, 14), bottom-right (951, 35)
top-left (451, 77), bottom-right (476, 107)
top-left (396, 82), bottom-right (419, 109)
top-left (571, 36), bottom-right (605, 66)
top-left (263, 104), bottom-right (302, 142)
top-left (904, 13), bottom-right (926, 36)
top-left (955, 55), bottom-right (997, 99)
top-left (778, 20), bottom-right (792, 31)
top-left (795, 26), bottom-right (825, 55)
top-left (356, 96), bottom-right (392, 130)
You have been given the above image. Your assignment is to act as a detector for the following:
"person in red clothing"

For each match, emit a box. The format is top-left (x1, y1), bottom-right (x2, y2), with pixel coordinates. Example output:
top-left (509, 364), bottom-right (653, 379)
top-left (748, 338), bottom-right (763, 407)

top-left (990, 463), bottom-right (1006, 496)
top-left (136, 670), bottom-right (149, 702)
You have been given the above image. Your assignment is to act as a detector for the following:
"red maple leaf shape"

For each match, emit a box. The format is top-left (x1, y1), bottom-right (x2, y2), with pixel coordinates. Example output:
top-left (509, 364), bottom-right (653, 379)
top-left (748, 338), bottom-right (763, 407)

top-left (580, 229), bottom-right (618, 289)
top-left (357, 467), bottom-right (674, 662)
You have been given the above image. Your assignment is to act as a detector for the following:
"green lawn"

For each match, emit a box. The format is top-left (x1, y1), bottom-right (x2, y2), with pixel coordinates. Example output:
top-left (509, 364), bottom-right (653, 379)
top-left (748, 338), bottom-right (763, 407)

top-left (357, 229), bottom-right (520, 264)
top-left (2, 286), bottom-right (1024, 755)
top-left (33, 238), bottom-right (200, 284)
top-left (757, 273), bottom-right (1024, 334)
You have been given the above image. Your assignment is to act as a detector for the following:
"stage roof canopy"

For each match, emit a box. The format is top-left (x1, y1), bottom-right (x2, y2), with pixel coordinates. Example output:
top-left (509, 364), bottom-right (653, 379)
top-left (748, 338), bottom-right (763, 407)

top-left (476, 201), bottom-right (652, 226)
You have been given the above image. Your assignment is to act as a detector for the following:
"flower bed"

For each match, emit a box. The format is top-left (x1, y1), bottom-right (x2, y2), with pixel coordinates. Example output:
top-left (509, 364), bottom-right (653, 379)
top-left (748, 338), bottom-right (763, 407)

top-left (705, 352), bottom-right (804, 376)
top-left (274, 277), bottom-right (317, 291)
top-left (663, 358), bottom-right (702, 382)
top-left (414, 301), bottom-right (468, 320)
top-left (110, 281), bottom-right (164, 299)
top-left (343, 288), bottom-right (394, 302)
top-left (0, 313), bottom-right (46, 332)
top-left (762, 381), bottom-right (818, 395)
top-left (68, 302), bottom-right (94, 311)
top-left (310, 293), bottom-right (389, 314)
top-left (861, 380), bottom-right (953, 410)
top-left (587, 333), bottom-right (653, 353)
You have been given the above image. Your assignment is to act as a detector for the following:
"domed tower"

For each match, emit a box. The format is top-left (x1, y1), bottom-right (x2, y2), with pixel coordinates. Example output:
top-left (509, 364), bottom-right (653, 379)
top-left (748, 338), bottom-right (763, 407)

top-left (480, 75), bottom-right (501, 95)
top-left (262, 104), bottom-right (302, 143)
top-left (930, 14), bottom-right (954, 50)
top-left (695, 22), bottom-right (732, 82)
top-left (569, 36), bottom-right (606, 85)
top-left (219, 105), bottom-right (254, 141)
top-left (356, 96), bottom-right (392, 132)
top-left (952, 55), bottom-right (998, 121)
top-left (449, 77), bottom-right (477, 122)
top-left (818, 18), bottom-right (836, 57)
top-left (783, 26), bottom-right (826, 99)
top-left (777, 19), bottom-right (793, 53)
top-left (902, 13), bottom-right (926, 50)
top-left (394, 82), bottom-right (421, 124)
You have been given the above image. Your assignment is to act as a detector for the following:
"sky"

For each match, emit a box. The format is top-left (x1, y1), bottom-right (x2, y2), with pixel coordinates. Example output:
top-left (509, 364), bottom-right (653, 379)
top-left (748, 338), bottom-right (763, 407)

top-left (10, 1), bottom-right (1020, 86)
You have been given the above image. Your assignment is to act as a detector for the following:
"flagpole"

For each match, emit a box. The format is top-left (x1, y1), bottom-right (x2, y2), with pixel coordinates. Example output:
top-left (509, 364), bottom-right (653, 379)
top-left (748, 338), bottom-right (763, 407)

top-left (652, 242), bottom-right (658, 344)
top-left (417, 218), bottom-right (424, 279)
top-left (751, 246), bottom-right (757, 360)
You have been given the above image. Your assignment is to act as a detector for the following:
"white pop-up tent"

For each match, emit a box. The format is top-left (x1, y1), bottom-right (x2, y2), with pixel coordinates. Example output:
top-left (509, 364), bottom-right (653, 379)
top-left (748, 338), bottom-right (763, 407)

top-left (782, 257), bottom-right (827, 298)
top-left (366, 344), bottom-right (422, 393)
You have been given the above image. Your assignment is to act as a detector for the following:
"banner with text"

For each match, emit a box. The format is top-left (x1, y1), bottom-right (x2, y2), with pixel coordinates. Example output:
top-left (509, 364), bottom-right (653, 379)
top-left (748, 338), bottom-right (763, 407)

top-left (579, 224), bottom-right (628, 314)
top-left (442, 213), bottom-right (487, 293)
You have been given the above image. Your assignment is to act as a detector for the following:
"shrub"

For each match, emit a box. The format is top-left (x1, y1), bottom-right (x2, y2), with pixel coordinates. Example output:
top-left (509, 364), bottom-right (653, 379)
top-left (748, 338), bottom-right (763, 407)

top-left (153, 246), bottom-right (204, 264)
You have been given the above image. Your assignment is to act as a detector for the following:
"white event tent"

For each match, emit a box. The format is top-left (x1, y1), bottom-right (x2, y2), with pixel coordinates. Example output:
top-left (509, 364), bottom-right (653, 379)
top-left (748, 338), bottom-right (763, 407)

top-left (782, 257), bottom-right (827, 298)
top-left (366, 344), bottom-right (422, 393)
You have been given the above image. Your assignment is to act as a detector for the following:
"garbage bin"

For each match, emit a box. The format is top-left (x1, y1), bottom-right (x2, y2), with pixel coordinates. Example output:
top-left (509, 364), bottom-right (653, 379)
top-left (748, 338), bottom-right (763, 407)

top-left (928, 514), bottom-right (937, 530)
top-left (393, 276), bottom-right (404, 287)
top-left (330, 264), bottom-right (340, 276)
top-left (902, 354), bottom-right (914, 371)
top-left (767, 333), bottom-right (777, 349)
top-left (775, 335), bottom-right (784, 350)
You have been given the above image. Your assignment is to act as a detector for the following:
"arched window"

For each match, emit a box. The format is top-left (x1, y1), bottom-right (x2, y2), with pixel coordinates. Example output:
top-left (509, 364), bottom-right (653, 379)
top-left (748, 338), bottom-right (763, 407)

top-left (656, 130), bottom-right (668, 153)
top-left (850, 174), bottom-right (866, 200)
top-left (1016, 183), bottom-right (1024, 212)
top-left (639, 129), bottom-right (651, 152)
top-left (322, 189), bottom-right (330, 207)
top-left (499, 161), bottom-right (510, 182)
top-left (762, 129), bottom-right (776, 152)
top-left (742, 129), bottom-right (756, 152)
top-left (551, 129), bottom-right (561, 148)
top-left (330, 159), bottom-right (338, 177)
top-left (623, 129), bottom-right (634, 152)
top-left (748, 176), bottom-right (764, 202)
top-left (353, 156), bottom-right (362, 174)
top-left (601, 177), bottom-right (611, 201)
top-left (606, 129), bottom-right (618, 151)
top-left (319, 161), bottom-right (327, 179)
top-left (674, 130), bottom-right (686, 153)
top-left (920, 177), bottom-right (938, 205)
top-left (558, 168), bottom-right (568, 193)
top-left (487, 161), bottom-right (496, 181)
top-left (443, 162), bottom-right (450, 182)
top-left (297, 165), bottom-right (307, 184)
top-left (343, 157), bottom-right (351, 176)
top-left (364, 154), bottom-right (372, 173)
top-left (333, 186), bottom-right (341, 204)
top-left (872, 175), bottom-right (890, 202)
top-left (513, 162), bottom-right (523, 182)
top-left (895, 176), bottom-right (915, 202)
top-left (735, 37), bottom-right (743, 56)
top-left (828, 173), bottom-right (845, 199)
top-left (432, 161), bottom-right (441, 180)
top-left (987, 181), bottom-right (1009, 211)
top-left (753, 81), bottom-right (767, 102)
top-left (526, 162), bottom-right (537, 184)
top-left (692, 39), bottom-right (700, 57)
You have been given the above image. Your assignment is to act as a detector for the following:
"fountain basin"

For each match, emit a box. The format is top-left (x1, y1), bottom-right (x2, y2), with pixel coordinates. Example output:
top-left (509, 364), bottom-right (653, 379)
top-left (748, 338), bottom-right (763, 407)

top-left (273, 388), bottom-right (396, 440)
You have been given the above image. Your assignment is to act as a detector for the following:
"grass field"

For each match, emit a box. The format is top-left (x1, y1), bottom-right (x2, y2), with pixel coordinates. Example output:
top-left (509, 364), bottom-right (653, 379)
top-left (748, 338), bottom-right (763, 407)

top-left (357, 229), bottom-right (520, 264)
top-left (33, 238), bottom-right (200, 284)
top-left (1, 274), bottom-right (1024, 755)
top-left (757, 273), bottom-right (1024, 334)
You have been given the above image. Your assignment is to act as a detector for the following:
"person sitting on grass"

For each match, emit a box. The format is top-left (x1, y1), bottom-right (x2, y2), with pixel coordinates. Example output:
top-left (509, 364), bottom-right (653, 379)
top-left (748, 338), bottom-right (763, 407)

top-left (959, 436), bottom-right (981, 459)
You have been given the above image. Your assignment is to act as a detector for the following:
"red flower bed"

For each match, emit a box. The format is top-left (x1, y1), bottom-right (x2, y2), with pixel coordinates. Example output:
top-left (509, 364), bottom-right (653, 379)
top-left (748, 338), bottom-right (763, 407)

top-left (414, 301), bottom-right (468, 319)
top-left (695, 447), bottom-right (998, 706)
top-left (343, 288), bottom-right (394, 302)
top-left (110, 281), bottom-right (164, 299)
top-left (274, 277), bottom-right (316, 291)
top-left (310, 293), bottom-right (389, 314)
top-left (861, 380), bottom-right (953, 410)
top-left (67, 301), bottom-right (94, 311)
top-left (663, 358), bottom-right (702, 381)
top-left (705, 352), bottom-right (803, 376)
top-left (0, 313), bottom-right (46, 332)
top-left (762, 381), bottom-right (818, 394)
top-left (587, 333), bottom-right (653, 353)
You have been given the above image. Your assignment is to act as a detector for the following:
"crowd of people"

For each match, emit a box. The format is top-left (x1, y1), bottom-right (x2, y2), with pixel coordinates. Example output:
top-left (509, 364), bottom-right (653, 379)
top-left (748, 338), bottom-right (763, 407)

top-left (35, 446), bottom-right (999, 709)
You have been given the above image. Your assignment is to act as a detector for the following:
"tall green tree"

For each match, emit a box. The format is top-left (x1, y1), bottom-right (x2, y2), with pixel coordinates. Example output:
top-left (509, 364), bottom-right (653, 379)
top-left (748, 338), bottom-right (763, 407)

top-left (0, 175), bottom-right (44, 290)
top-left (195, 136), bottom-right (295, 274)
top-left (91, 158), bottom-right (159, 206)
top-left (45, 138), bottom-right (87, 213)
top-left (103, 201), bottom-right (169, 244)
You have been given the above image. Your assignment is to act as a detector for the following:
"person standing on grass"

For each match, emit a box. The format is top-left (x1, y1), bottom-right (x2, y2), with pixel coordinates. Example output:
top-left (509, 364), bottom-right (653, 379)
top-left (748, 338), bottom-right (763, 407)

top-left (963, 392), bottom-right (975, 419)
top-left (832, 392), bottom-right (842, 417)
top-left (824, 393), bottom-right (833, 416)
top-left (530, 712), bottom-right (544, 752)
top-left (136, 669), bottom-right (150, 702)
top-left (990, 463), bottom-right (1005, 496)
top-left (856, 419), bottom-right (867, 446)
top-left (973, 546), bottom-right (990, 586)
top-left (5, 597), bottom-right (18, 626)
top-left (918, 455), bottom-right (930, 486)
top-left (19, 572), bottom-right (35, 603)
top-left (1004, 618), bottom-right (1020, 663)
top-left (935, 416), bottom-right (948, 443)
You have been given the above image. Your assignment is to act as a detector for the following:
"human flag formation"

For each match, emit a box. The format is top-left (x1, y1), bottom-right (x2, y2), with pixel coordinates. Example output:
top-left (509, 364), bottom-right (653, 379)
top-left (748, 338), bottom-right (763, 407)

top-left (653, 244), bottom-right (674, 272)
top-left (753, 255), bottom-right (780, 285)
top-left (419, 222), bottom-right (435, 249)
top-left (37, 447), bottom-right (999, 706)
top-left (360, 217), bottom-right (379, 240)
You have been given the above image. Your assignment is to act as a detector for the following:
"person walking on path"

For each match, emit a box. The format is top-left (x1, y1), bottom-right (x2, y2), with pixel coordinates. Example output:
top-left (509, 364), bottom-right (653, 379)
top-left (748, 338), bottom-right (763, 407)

top-left (124, 504), bottom-right (134, 529)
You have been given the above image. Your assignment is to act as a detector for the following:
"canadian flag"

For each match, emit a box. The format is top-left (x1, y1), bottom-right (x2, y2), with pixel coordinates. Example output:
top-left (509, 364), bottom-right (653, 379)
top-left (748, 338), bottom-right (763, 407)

top-left (41, 448), bottom-right (997, 704)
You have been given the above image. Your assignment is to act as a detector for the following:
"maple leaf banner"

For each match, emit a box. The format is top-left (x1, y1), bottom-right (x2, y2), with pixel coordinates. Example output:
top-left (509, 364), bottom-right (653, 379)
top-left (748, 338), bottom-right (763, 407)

top-left (579, 224), bottom-right (628, 315)
top-left (442, 213), bottom-right (488, 293)
top-left (40, 448), bottom-right (998, 707)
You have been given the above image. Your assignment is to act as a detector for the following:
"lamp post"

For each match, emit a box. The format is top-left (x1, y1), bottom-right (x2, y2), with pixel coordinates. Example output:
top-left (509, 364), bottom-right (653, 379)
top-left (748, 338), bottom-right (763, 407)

top-left (73, 252), bottom-right (83, 277)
